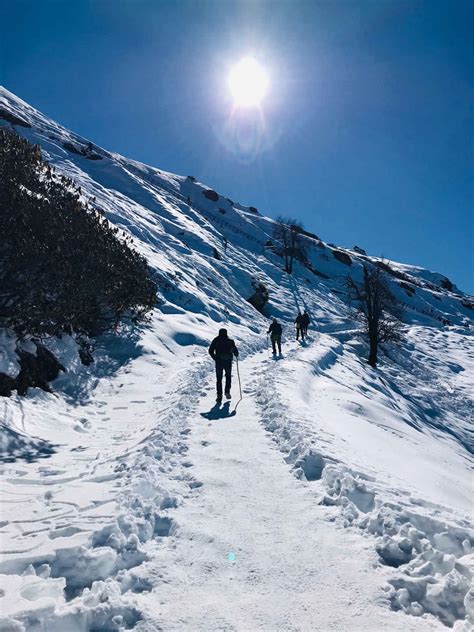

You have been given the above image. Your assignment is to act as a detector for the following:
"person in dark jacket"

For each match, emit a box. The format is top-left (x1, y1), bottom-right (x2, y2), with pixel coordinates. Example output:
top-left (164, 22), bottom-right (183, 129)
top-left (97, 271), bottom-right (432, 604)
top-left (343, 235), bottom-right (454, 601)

top-left (301, 310), bottom-right (310, 337)
top-left (295, 311), bottom-right (305, 340)
top-left (267, 318), bottom-right (283, 355)
top-left (209, 328), bottom-right (239, 402)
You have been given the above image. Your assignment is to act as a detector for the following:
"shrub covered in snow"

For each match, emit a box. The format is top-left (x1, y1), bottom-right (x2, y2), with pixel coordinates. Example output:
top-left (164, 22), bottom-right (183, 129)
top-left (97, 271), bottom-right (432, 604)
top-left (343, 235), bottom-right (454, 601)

top-left (0, 128), bottom-right (157, 339)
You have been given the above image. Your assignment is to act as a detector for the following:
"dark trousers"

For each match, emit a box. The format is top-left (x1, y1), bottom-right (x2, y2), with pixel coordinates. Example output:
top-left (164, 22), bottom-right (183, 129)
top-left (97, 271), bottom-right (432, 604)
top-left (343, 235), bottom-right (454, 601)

top-left (296, 326), bottom-right (304, 340)
top-left (271, 335), bottom-right (282, 354)
top-left (215, 359), bottom-right (232, 397)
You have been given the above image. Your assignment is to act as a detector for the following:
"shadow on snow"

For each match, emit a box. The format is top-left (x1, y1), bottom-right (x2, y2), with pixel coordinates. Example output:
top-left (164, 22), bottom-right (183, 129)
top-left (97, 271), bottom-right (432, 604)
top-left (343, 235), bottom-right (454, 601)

top-left (200, 401), bottom-right (237, 420)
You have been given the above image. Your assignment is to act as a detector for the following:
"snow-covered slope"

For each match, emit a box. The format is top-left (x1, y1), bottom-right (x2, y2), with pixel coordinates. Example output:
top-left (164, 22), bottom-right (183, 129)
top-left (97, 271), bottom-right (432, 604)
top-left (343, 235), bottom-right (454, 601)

top-left (0, 86), bottom-right (472, 631)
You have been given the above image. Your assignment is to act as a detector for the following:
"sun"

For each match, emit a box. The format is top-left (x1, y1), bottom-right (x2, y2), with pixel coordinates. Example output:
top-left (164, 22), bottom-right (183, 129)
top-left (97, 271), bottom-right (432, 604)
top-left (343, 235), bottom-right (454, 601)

top-left (228, 57), bottom-right (269, 107)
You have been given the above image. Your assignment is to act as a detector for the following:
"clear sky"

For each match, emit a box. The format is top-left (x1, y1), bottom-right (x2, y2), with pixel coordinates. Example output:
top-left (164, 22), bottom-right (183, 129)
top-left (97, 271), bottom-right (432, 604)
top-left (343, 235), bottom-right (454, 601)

top-left (1, 0), bottom-right (473, 292)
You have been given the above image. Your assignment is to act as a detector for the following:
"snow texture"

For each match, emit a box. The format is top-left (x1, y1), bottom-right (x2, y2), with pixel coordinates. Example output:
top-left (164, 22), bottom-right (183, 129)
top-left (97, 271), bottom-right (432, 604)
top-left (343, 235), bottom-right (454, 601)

top-left (0, 86), bottom-right (472, 631)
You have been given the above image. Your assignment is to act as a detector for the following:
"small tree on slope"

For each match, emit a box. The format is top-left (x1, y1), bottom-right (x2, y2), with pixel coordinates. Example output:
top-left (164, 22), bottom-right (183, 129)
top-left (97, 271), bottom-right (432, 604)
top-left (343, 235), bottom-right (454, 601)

top-left (346, 265), bottom-right (403, 368)
top-left (272, 216), bottom-right (307, 274)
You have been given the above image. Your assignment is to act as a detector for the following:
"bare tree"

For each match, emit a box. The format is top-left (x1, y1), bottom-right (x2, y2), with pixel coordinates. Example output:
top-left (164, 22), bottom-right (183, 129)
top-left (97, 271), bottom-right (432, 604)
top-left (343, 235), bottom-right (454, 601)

top-left (273, 216), bottom-right (307, 274)
top-left (346, 264), bottom-right (403, 367)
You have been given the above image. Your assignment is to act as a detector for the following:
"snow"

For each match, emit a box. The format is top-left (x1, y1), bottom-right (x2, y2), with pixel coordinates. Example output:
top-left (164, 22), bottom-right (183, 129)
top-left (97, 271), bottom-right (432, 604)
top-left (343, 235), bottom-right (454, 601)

top-left (0, 86), bottom-right (473, 630)
top-left (0, 331), bottom-right (20, 377)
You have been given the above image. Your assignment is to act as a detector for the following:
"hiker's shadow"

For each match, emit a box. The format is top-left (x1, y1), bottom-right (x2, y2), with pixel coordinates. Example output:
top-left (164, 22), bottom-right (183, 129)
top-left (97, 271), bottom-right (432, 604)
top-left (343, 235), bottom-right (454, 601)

top-left (200, 401), bottom-right (236, 420)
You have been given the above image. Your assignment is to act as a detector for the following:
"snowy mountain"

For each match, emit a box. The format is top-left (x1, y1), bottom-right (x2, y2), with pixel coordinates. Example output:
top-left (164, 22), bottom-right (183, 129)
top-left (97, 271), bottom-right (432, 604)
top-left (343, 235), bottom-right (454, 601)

top-left (0, 86), bottom-right (472, 631)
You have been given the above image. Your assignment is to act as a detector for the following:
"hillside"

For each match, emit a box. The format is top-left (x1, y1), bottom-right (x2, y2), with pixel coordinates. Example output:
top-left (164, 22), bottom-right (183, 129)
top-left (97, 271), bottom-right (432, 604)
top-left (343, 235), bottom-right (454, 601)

top-left (0, 86), bottom-right (472, 632)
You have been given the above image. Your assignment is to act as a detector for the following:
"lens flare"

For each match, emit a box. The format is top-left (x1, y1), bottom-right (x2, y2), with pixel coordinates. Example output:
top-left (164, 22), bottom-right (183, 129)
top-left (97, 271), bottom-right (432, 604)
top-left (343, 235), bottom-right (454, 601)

top-left (228, 57), bottom-right (269, 107)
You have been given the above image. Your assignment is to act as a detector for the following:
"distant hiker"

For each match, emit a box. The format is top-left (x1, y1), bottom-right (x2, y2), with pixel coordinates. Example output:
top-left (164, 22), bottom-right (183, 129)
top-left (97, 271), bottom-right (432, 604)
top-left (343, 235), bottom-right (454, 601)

top-left (301, 310), bottom-right (310, 337)
top-left (295, 311), bottom-right (305, 341)
top-left (267, 318), bottom-right (283, 355)
top-left (223, 236), bottom-right (228, 253)
top-left (209, 328), bottom-right (239, 402)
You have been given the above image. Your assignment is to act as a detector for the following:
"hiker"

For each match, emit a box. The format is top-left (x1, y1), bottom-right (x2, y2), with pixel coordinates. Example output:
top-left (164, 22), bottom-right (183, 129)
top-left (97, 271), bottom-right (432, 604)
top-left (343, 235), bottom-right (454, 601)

top-left (295, 311), bottom-right (305, 340)
top-left (208, 328), bottom-right (239, 402)
top-left (301, 310), bottom-right (310, 337)
top-left (223, 236), bottom-right (228, 253)
top-left (267, 318), bottom-right (283, 355)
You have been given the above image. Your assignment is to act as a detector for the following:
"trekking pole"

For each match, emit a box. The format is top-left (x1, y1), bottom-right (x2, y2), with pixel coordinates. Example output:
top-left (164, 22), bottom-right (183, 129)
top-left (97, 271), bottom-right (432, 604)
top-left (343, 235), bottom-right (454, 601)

top-left (236, 357), bottom-right (243, 400)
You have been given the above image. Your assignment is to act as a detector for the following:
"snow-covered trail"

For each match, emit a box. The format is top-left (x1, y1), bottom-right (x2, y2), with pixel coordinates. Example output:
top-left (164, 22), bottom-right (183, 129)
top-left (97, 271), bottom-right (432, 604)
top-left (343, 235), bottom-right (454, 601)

top-left (133, 351), bottom-right (443, 631)
top-left (1, 335), bottom-right (471, 630)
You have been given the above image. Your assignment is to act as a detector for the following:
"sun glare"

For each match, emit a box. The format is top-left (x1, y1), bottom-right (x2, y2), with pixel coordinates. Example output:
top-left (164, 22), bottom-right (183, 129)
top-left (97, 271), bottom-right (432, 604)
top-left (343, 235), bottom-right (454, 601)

top-left (228, 57), bottom-right (269, 107)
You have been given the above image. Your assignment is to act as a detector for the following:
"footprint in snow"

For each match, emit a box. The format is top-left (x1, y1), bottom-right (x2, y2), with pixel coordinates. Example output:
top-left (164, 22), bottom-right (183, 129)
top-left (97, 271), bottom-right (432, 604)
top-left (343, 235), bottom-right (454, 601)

top-left (189, 480), bottom-right (203, 489)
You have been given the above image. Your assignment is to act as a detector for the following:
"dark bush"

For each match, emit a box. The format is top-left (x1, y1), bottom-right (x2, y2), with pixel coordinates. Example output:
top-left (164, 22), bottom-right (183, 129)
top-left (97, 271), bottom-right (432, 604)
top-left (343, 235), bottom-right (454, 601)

top-left (440, 277), bottom-right (454, 292)
top-left (247, 281), bottom-right (269, 313)
top-left (353, 246), bottom-right (367, 255)
top-left (332, 249), bottom-right (352, 266)
top-left (218, 208), bottom-right (226, 214)
top-left (400, 282), bottom-right (416, 296)
top-left (0, 128), bottom-right (157, 338)
top-left (212, 247), bottom-right (221, 260)
top-left (264, 239), bottom-right (276, 252)
top-left (79, 347), bottom-right (94, 366)
top-left (374, 260), bottom-right (410, 282)
top-left (15, 344), bottom-right (65, 395)
top-left (290, 225), bottom-right (319, 240)
top-left (78, 338), bottom-right (95, 366)
top-left (0, 373), bottom-right (16, 397)
top-left (249, 206), bottom-right (258, 214)
top-left (203, 189), bottom-right (219, 202)
top-left (0, 108), bottom-right (31, 128)
top-left (63, 141), bottom-right (102, 160)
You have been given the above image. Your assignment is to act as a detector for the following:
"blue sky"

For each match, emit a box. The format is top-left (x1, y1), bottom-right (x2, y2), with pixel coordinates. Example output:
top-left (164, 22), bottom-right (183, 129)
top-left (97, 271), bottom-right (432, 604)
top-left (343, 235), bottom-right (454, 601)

top-left (1, 0), bottom-right (472, 292)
